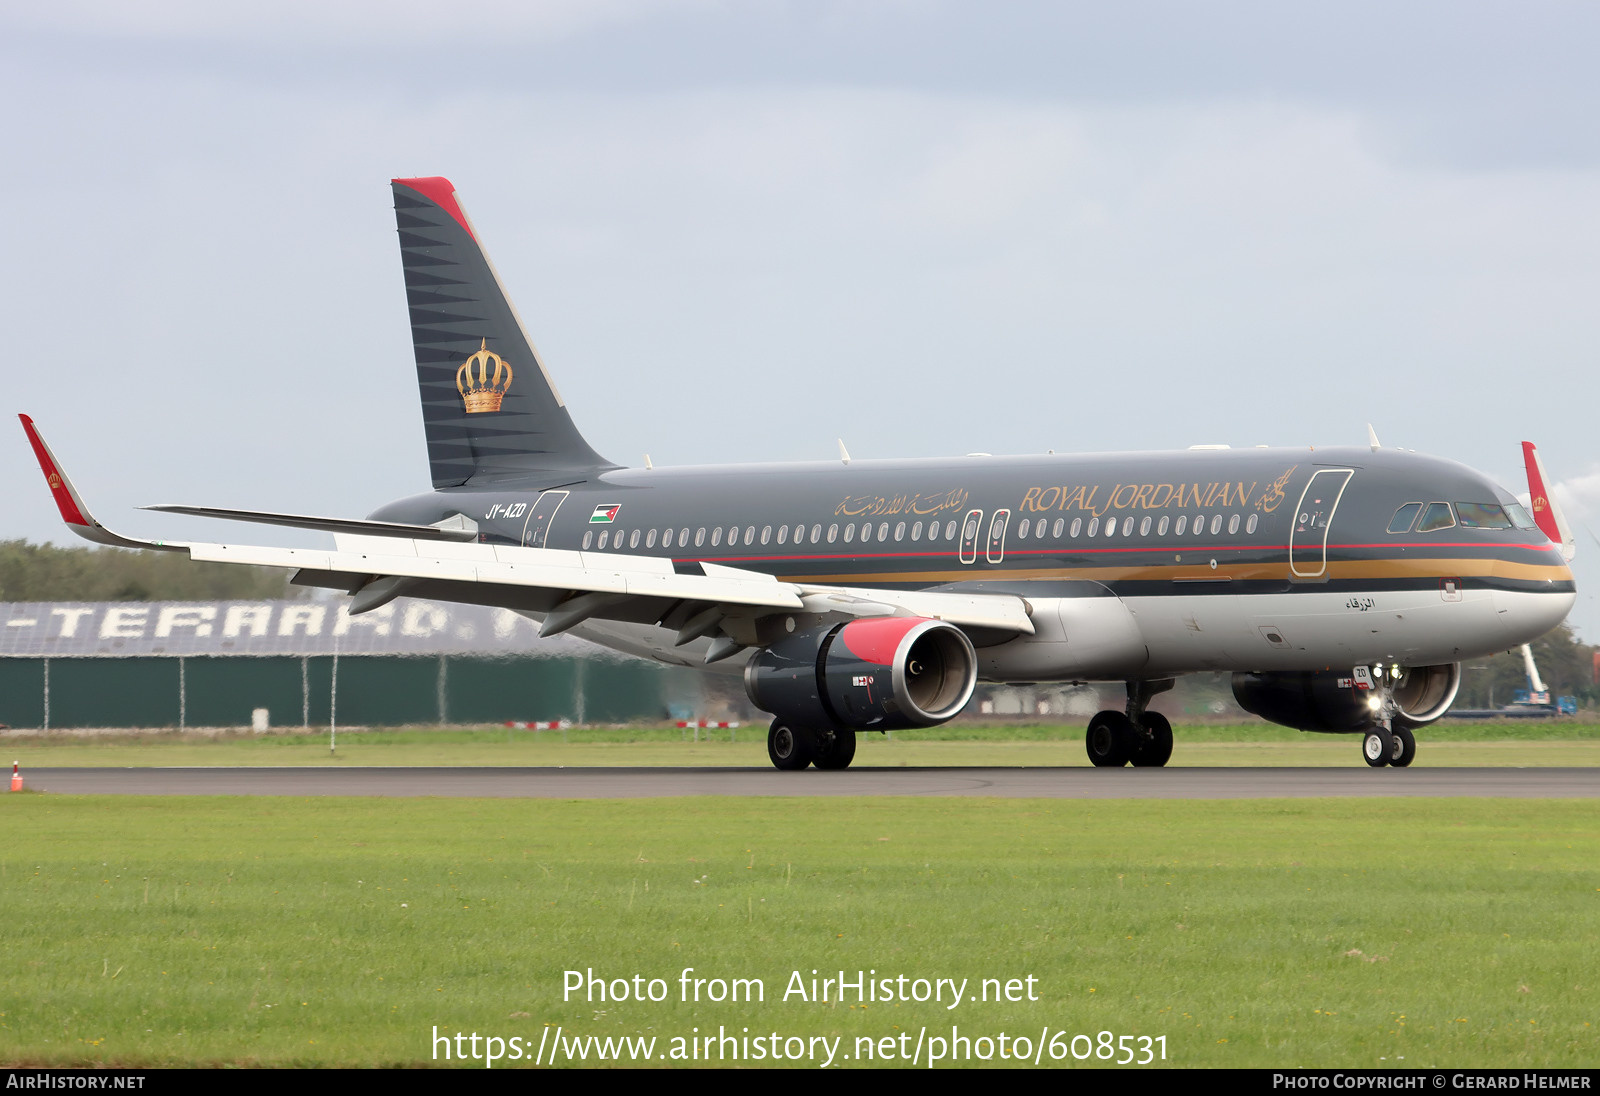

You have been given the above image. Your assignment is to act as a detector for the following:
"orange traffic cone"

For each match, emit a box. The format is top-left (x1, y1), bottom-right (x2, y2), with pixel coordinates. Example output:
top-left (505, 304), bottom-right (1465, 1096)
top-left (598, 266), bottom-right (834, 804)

top-left (10, 762), bottom-right (21, 792)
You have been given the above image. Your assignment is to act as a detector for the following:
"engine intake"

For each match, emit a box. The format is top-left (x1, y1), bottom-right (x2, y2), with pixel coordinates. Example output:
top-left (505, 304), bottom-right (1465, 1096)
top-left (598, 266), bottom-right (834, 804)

top-left (1231, 664), bottom-right (1461, 733)
top-left (744, 617), bottom-right (977, 731)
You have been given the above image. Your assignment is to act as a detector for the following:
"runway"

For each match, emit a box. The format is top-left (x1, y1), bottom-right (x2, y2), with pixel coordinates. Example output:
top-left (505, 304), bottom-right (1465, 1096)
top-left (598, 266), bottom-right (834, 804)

top-left (22, 766), bottom-right (1600, 798)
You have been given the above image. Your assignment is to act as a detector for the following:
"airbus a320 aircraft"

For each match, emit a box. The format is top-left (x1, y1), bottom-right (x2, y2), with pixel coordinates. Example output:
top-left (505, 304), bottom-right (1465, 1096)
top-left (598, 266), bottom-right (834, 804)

top-left (21, 177), bottom-right (1578, 771)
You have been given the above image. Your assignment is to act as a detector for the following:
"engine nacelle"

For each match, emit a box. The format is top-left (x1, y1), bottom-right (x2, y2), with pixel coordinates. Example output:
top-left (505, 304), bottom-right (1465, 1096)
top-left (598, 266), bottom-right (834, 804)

top-left (1231, 663), bottom-right (1462, 733)
top-left (744, 617), bottom-right (977, 731)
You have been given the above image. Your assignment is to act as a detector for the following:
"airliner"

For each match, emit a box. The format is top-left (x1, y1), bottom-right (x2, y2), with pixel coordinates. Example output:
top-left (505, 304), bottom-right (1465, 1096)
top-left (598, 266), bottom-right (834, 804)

top-left (20, 177), bottom-right (1577, 771)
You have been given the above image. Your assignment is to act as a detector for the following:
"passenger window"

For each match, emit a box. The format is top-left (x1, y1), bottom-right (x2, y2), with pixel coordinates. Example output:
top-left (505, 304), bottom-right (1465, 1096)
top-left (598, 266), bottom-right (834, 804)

top-left (1246, 514), bottom-right (1258, 534)
top-left (679, 528), bottom-right (689, 547)
top-left (599, 530), bottom-right (610, 549)
top-left (1139, 516), bottom-right (1152, 537)
top-left (811, 524), bottom-right (822, 543)
top-left (1053, 518), bottom-right (1065, 538)
top-left (695, 527), bottom-right (706, 547)
top-left (614, 534), bottom-right (624, 549)
top-left (861, 523), bottom-right (873, 543)
top-left (727, 525), bottom-right (738, 545)
top-left (844, 523), bottom-right (855, 543)
top-left (744, 526), bottom-right (756, 546)
top-left (1209, 514), bottom-right (1222, 535)
top-left (1416, 503), bottom-right (1455, 533)
top-left (582, 530), bottom-right (594, 550)
top-left (646, 528), bottom-right (657, 548)
top-left (911, 521), bottom-right (922, 541)
top-left (794, 524), bottom-right (804, 542)
top-left (945, 519), bottom-right (958, 540)
top-left (895, 521), bottom-right (906, 541)
top-left (827, 523), bottom-right (838, 543)
top-left (1087, 517), bottom-right (1100, 537)
top-left (878, 521), bottom-right (889, 541)
top-left (1387, 503), bottom-right (1421, 534)
top-left (1192, 513), bottom-right (1204, 534)
top-left (1175, 516), bottom-right (1187, 536)
top-left (710, 526), bottom-right (722, 547)
top-left (760, 525), bottom-right (772, 545)
top-left (1069, 517), bottom-right (1081, 538)
top-left (1228, 514), bottom-right (1240, 535)
top-left (1157, 515), bottom-right (1169, 536)
top-left (630, 529), bottom-right (641, 549)
top-left (1016, 521), bottom-right (1029, 540)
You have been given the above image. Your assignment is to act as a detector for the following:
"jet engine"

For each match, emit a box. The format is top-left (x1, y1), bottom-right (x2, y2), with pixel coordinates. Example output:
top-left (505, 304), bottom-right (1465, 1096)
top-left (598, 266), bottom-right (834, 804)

top-left (1231, 663), bottom-right (1461, 733)
top-left (744, 617), bottom-right (977, 731)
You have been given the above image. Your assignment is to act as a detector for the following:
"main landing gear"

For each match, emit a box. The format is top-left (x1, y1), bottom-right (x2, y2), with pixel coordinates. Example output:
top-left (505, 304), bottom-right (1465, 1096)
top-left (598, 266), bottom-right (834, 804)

top-left (1085, 680), bottom-right (1175, 768)
top-left (1358, 664), bottom-right (1417, 768)
top-left (767, 719), bottom-right (857, 771)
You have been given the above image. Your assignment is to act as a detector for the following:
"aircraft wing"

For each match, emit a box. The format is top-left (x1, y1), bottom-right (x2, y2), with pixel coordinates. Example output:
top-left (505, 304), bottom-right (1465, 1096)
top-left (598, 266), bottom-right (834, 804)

top-left (20, 416), bottom-right (1033, 659)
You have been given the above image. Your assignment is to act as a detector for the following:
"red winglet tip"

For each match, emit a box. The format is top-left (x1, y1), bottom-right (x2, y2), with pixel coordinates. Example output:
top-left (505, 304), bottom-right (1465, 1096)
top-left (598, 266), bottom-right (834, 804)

top-left (18, 414), bottom-right (89, 527)
top-left (1521, 440), bottom-right (1562, 544)
top-left (392, 176), bottom-right (476, 241)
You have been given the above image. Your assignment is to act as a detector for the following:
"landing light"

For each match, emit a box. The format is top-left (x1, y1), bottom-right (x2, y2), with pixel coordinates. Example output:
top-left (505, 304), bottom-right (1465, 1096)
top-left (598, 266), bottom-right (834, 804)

top-left (1367, 696), bottom-right (1384, 711)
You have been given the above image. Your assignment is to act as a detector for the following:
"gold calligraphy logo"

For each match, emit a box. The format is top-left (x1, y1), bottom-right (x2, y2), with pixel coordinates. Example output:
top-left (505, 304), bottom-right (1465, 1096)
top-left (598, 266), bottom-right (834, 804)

top-left (1255, 465), bottom-right (1298, 513)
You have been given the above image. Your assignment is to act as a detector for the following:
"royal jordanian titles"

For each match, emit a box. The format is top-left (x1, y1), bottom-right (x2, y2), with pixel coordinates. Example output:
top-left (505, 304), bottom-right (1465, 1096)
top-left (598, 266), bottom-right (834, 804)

top-left (21, 177), bottom-right (1578, 771)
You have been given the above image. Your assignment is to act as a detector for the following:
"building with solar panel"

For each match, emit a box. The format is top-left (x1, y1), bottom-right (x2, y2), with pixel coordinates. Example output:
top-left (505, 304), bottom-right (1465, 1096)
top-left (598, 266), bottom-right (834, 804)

top-left (0, 598), bottom-right (728, 730)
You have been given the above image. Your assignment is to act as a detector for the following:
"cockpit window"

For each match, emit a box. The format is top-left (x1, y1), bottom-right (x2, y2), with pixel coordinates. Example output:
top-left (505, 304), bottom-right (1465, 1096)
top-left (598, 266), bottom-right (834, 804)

top-left (1416, 502), bottom-right (1456, 533)
top-left (1454, 503), bottom-right (1513, 530)
top-left (1505, 503), bottom-right (1538, 530)
top-left (1387, 503), bottom-right (1421, 534)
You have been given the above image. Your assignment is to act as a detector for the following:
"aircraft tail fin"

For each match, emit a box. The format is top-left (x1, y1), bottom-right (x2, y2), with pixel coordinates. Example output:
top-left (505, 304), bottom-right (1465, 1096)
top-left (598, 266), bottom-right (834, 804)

top-left (1521, 440), bottom-right (1576, 561)
top-left (391, 177), bottom-right (616, 488)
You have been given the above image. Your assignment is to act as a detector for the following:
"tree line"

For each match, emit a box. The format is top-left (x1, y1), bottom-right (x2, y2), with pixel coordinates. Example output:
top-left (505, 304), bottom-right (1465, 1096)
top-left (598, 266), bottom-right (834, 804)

top-left (0, 539), bottom-right (294, 602)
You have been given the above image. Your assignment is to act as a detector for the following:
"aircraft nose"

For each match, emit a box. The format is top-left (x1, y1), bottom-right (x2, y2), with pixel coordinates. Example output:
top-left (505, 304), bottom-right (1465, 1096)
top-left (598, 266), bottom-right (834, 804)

top-left (1492, 571), bottom-right (1576, 643)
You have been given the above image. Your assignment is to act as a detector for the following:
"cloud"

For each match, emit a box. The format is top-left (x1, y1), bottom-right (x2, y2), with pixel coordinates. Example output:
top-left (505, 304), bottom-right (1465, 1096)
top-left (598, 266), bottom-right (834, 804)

top-left (0, 0), bottom-right (719, 45)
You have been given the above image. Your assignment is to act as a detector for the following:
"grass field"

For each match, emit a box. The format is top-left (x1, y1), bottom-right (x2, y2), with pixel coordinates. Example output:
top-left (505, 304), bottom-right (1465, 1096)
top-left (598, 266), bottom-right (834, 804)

top-left (2, 793), bottom-right (1597, 1068)
top-left (6, 720), bottom-right (1600, 769)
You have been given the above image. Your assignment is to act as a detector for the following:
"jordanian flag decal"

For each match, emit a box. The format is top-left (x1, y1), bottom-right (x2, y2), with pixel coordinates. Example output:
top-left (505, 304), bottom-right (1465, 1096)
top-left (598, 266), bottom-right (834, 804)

top-left (589, 504), bottom-right (621, 524)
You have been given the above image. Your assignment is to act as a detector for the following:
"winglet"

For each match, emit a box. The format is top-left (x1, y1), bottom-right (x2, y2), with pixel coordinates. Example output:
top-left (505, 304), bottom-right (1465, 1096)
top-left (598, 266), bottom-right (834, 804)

top-left (17, 415), bottom-right (178, 551)
top-left (1522, 440), bottom-right (1576, 561)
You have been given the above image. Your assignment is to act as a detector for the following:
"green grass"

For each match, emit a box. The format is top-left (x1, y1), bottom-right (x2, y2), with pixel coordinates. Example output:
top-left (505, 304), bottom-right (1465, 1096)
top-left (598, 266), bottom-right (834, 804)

top-left (5, 721), bottom-right (1599, 768)
top-left (1, 795), bottom-right (1596, 1068)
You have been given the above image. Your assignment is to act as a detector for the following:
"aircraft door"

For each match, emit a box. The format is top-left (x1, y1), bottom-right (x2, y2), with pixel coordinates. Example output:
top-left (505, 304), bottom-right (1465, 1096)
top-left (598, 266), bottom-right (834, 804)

top-left (958, 509), bottom-right (985, 565)
top-left (1288, 470), bottom-right (1353, 579)
top-left (521, 489), bottom-right (570, 548)
top-left (986, 509), bottom-right (1011, 564)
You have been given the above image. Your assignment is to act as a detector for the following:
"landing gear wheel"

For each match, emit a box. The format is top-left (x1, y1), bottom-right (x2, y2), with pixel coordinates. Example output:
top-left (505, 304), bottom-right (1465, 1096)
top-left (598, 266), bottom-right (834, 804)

top-left (814, 728), bottom-right (857, 771)
top-left (1086, 710), bottom-right (1138, 767)
top-left (1388, 725), bottom-right (1416, 768)
top-left (1362, 729), bottom-right (1394, 768)
top-left (1131, 712), bottom-right (1174, 768)
top-left (768, 720), bottom-right (816, 771)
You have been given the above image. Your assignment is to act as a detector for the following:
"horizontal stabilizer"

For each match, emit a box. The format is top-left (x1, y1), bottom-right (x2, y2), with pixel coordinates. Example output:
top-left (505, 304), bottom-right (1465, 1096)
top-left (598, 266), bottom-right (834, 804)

top-left (141, 504), bottom-right (479, 542)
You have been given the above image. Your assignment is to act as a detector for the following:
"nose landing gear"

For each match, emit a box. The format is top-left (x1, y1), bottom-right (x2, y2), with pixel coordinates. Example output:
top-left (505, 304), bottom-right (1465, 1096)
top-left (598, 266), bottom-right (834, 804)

top-left (1358, 664), bottom-right (1417, 768)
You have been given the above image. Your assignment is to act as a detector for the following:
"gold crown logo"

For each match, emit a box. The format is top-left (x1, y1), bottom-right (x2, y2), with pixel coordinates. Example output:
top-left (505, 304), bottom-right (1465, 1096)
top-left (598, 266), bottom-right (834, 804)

top-left (456, 338), bottom-right (514, 414)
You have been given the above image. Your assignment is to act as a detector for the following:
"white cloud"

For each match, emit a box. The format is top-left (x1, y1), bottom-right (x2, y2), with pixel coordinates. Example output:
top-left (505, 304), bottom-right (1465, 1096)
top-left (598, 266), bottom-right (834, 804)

top-left (0, 0), bottom-right (720, 45)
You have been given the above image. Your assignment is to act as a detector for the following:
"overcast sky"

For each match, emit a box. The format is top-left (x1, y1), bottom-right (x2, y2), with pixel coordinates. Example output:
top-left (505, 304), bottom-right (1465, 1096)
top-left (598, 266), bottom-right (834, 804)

top-left (4, 2), bottom-right (1598, 639)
